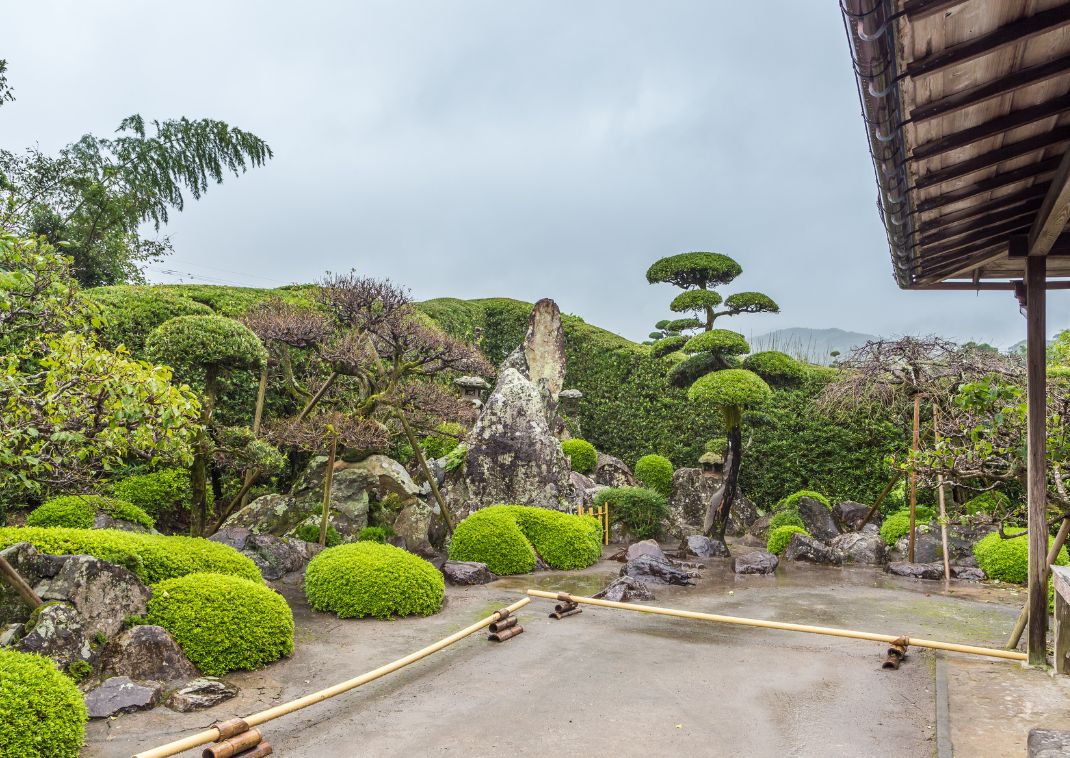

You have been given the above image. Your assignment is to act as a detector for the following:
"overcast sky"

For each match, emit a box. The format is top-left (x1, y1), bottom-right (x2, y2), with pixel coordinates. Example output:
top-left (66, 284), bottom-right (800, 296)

top-left (5, 1), bottom-right (1068, 348)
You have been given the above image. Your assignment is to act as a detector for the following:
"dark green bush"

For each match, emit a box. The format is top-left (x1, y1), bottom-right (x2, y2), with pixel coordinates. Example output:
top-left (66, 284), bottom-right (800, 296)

top-left (147, 573), bottom-right (293, 675)
top-left (422, 422), bottom-right (466, 460)
top-left (682, 329), bottom-right (750, 357)
top-left (0, 527), bottom-right (262, 584)
top-left (27, 495), bottom-right (154, 530)
top-left (593, 486), bottom-right (669, 540)
top-left (295, 522), bottom-right (343, 547)
top-left (561, 439), bottom-right (597, 474)
top-left (768, 525), bottom-right (809, 555)
top-left (688, 368), bottom-right (772, 409)
top-left (779, 490), bottom-right (831, 511)
top-left (356, 526), bottom-right (393, 543)
top-left (443, 444), bottom-right (467, 472)
top-left (304, 542), bottom-right (444, 618)
top-left (110, 469), bottom-right (192, 517)
top-left (670, 289), bottom-right (722, 312)
top-left (742, 351), bottom-right (805, 386)
top-left (145, 314), bottom-right (267, 376)
top-left (634, 454), bottom-right (674, 497)
top-left (448, 505), bottom-right (602, 574)
top-left (0, 648), bottom-right (86, 757)
top-left (86, 286), bottom-right (215, 353)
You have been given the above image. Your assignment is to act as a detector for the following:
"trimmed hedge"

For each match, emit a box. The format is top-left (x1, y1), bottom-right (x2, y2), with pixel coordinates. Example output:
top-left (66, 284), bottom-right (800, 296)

top-left (448, 505), bottom-right (603, 575)
top-left (110, 469), bottom-right (192, 517)
top-left (304, 542), bottom-right (444, 618)
top-left (561, 439), bottom-right (597, 474)
top-left (593, 486), bottom-right (669, 540)
top-left (768, 525), bottom-right (809, 556)
top-left (682, 329), bottom-right (750, 357)
top-left (742, 351), bottom-right (805, 386)
top-left (148, 573), bottom-right (294, 675)
top-left (0, 648), bottom-right (87, 757)
top-left (295, 522), bottom-right (343, 547)
top-left (634, 455), bottom-right (674, 497)
top-left (0, 528), bottom-right (262, 584)
top-left (27, 495), bottom-right (154, 530)
top-left (688, 368), bottom-right (772, 409)
top-left (973, 531), bottom-right (1069, 585)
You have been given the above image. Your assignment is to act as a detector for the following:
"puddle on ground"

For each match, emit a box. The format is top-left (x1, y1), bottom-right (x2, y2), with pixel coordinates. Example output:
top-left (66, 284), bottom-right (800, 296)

top-left (490, 569), bottom-right (620, 597)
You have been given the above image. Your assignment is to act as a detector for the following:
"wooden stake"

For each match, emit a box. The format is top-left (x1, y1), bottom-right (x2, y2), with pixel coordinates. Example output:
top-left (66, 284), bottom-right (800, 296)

top-left (0, 555), bottom-right (41, 609)
top-left (401, 415), bottom-right (456, 535)
top-left (1007, 516), bottom-right (1070, 650)
top-left (858, 472), bottom-right (901, 531)
top-left (296, 372), bottom-right (338, 423)
top-left (934, 404), bottom-right (951, 582)
top-left (909, 394), bottom-right (921, 563)
top-left (132, 597), bottom-right (532, 758)
top-left (239, 364), bottom-right (271, 510)
top-left (1026, 254), bottom-right (1049, 666)
top-left (527, 590), bottom-right (1026, 662)
top-left (320, 433), bottom-right (337, 547)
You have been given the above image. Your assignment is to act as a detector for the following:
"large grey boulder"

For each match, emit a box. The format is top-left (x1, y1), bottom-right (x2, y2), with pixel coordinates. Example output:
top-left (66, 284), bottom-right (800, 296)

top-left (747, 514), bottom-right (773, 543)
top-left (829, 532), bottom-right (886, 565)
top-left (595, 575), bottom-right (655, 602)
top-left (344, 455), bottom-right (423, 501)
top-left (523, 298), bottom-right (567, 402)
top-left (685, 535), bottom-right (730, 558)
top-left (796, 497), bottom-right (840, 541)
top-left (442, 561), bottom-right (496, 585)
top-left (91, 510), bottom-right (153, 533)
top-left (167, 677), bottom-right (239, 712)
top-left (100, 625), bottom-right (198, 683)
top-left (594, 453), bottom-right (639, 489)
top-left (210, 527), bottom-right (322, 580)
top-left (726, 494), bottom-right (760, 537)
top-left (462, 368), bottom-right (572, 509)
top-left (221, 493), bottom-right (310, 537)
top-left (733, 550), bottom-right (778, 575)
top-left (620, 554), bottom-right (697, 585)
top-left (891, 529), bottom-right (943, 563)
top-left (625, 539), bottom-right (667, 562)
top-left (667, 468), bottom-right (716, 537)
top-left (15, 603), bottom-right (89, 669)
top-left (831, 501), bottom-right (874, 532)
top-left (782, 534), bottom-right (842, 565)
top-left (1029, 728), bottom-right (1070, 758)
top-left (85, 677), bottom-right (162, 719)
top-left (37, 555), bottom-right (151, 642)
top-left (392, 500), bottom-right (437, 556)
top-left (886, 561), bottom-right (945, 580)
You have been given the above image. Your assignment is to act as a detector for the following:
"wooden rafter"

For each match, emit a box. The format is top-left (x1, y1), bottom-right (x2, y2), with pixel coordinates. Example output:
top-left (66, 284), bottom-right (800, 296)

top-left (915, 156), bottom-right (1060, 212)
top-left (912, 94), bottom-right (1070, 160)
top-left (914, 126), bottom-right (1070, 189)
top-left (917, 199), bottom-right (1043, 244)
top-left (915, 184), bottom-right (1050, 230)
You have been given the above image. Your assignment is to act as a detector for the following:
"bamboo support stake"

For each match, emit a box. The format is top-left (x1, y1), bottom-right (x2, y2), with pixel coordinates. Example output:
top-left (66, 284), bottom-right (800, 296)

top-left (909, 394), bottom-right (921, 563)
top-left (1007, 515), bottom-right (1070, 649)
top-left (528, 590), bottom-right (1026, 662)
top-left (133, 597), bottom-right (531, 758)
top-left (858, 471), bottom-right (901, 531)
top-left (0, 555), bottom-right (41, 609)
top-left (934, 405), bottom-right (951, 582)
top-left (319, 432), bottom-right (338, 547)
top-left (296, 371), bottom-right (338, 423)
top-left (400, 414), bottom-right (456, 534)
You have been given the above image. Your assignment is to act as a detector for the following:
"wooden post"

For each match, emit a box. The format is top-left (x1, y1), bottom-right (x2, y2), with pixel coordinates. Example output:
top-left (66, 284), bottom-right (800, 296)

top-left (934, 404), bottom-right (951, 582)
top-left (1026, 254), bottom-right (1048, 666)
top-left (239, 364), bottom-right (271, 510)
top-left (908, 394), bottom-right (921, 563)
top-left (1007, 517), bottom-right (1070, 649)
top-left (319, 433), bottom-right (337, 547)
top-left (400, 415), bottom-right (456, 534)
top-left (0, 555), bottom-right (42, 609)
top-left (1054, 565), bottom-right (1070, 675)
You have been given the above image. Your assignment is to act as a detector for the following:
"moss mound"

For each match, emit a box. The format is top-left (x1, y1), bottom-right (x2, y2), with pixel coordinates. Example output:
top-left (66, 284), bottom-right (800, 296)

top-left (561, 439), bottom-right (597, 474)
top-left (110, 469), bottom-right (192, 518)
top-left (27, 495), bottom-right (154, 530)
top-left (448, 505), bottom-right (603, 575)
top-left (768, 525), bottom-right (809, 556)
top-left (779, 490), bottom-right (831, 511)
top-left (973, 531), bottom-right (1069, 585)
top-left (147, 573), bottom-right (293, 675)
top-left (634, 454), bottom-right (674, 497)
top-left (304, 542), bottom-right (444, 619)
top-left (0, 527), bottom-right (261, 584)
top-left (768, 509), bottom-right (805, 531)
top-left (0, 648), bottom-right (87, 757)
top-left (879, 507), bottom-right (936, 546)
top-left (592, 486), bottom-right (669, 540)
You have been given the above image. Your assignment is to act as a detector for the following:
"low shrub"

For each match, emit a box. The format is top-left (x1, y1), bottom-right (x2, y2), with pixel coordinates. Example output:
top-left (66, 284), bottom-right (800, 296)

top-left (443, 444), bottom-right (467, 473)
top-left (448, 505), bottom-right (603, 575)
top-left (356, 526), bottom-right (393, 543)
top-left (561, 439), bottom-right (597, 474)
top-left (593, 487), bottom-right (668, 540)
top-left (963, 490), bottom-right (1011, 516)
top-left (0, 648), bottom-right (87, 757)
top-left (779, 490), bottom-right (831, 511)
top-left (973, 531), bottom-right (1069, 585)
top-left (768, 509), bottom-right (805, 531)
top-left (294, 522), bottom-right (343, 547)
top-left (27, 495), bottom-right (154, 530)
top-left (422, 422), bottom-right (466, 460)
top-left (768, 525), bottom-right (809, 555)
top-left (304, 542), bottom-right (444, 618)
top-left (634, 454), bottom-right (675, 497)
top-left (110, 469), bottom-right (192, 517)
top-left (0, 527), bottom-right (262, 584)
top-left (879, 507), bottom-right (936, 546)
top-left (148, 573), bottom-right (293, 675)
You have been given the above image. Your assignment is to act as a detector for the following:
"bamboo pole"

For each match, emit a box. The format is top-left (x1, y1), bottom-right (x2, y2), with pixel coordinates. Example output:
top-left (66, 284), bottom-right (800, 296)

top-left (296, 372), bottom-right (338, 423)
top-left (133, 597), bottom-right (532, 758)
top-left (909, 394), bottom-right (921, 563)
top-left (934, 404), bottom-right (951, 582)
top-left (400, 414), bottom-right (456, 534)
top-left (527, 590), bottom-right (1026, 662)
top-left (239, 364), bottom-right (271, 509)
top-left (319, 433), bottom-right (337, 546)
top-left (0, 555), bottom-right (41, 609)
top-left (1006, 516), bottom-right (1070, 649)
top-left (858, 471), bottom-right (901, 531)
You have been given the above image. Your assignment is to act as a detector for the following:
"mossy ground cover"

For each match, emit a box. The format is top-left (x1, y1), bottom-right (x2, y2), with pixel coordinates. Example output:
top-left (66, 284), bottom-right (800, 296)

top-left (0, 648), bottom-right (86, 757)
top-left (26, 494), bottom-right (154, 530)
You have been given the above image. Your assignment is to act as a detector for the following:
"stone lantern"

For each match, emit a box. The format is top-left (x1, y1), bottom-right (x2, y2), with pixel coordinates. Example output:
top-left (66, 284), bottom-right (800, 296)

top-left (454, 375), bottom-right (490, 407)
top-left (558, 388), bottom-right (582, 413)
top-left (699, 451), bottom-right (724, 477)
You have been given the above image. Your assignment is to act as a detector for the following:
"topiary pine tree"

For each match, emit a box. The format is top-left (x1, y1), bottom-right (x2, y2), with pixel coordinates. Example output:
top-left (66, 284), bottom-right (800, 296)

top-left (646, 251), bottom-right (778, 539)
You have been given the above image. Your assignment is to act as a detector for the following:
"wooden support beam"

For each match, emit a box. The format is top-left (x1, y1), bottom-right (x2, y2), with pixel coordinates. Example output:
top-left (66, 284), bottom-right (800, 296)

top-left (916, 219), bottom-right (1032, 262)
top-left (1025, 255), bottom-right (1048, 667)
top-left (918, 200), bottom-right (1043, 246)
top-left (907, 5), bottom-right (1070, 78)
top-left (916, 158), bottom-right (1060, 213)
top-left (1028, 148), bottom-right (1070, 256)
top-left (912, 54), bottom-right (1070, 124)
top-left (916, 184), bottom-right (1050, 232)
top-left (912, 94), bottom-right (1070, 160)
top-left (915, 127), bottom-right (1070, 190)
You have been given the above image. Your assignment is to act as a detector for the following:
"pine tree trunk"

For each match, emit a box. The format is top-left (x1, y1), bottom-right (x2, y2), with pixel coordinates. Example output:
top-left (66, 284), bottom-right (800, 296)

top-left (706, 415), bottom-right (741, 541)
top-left (190, 367), bottom-right (219, 537)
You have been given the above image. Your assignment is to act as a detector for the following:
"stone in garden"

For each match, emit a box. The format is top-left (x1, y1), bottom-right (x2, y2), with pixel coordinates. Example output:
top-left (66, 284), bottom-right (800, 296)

top-left (733, 550), bottom-right (778, 575)
top-left (345, 454), bottom-right (423, 501)
top-left (523, 298), bottom-right (567, 402)
top-left (84, 677), bottom-right (162, 719)
top-left (891, 531), bottom-right (943, 563)
top-left (831, 501), bottom-right (872, 532)
top-left (620, 554), bottom-right (697, 586)
top-left (796, 497), bottom-right (840, 541)
top-left (747, 514), bottom-right (773, 542)
top-left (685, 535), bottom-right (730, 558)
top-left (951, 566), bottom-right (985, 581)
top-left (726, 494), bottom-right (760, 537)
top-left (952, 554), bottom-right (979, 569)
top-left (463, 368), bottom-right (571, 509)
top-left (210, 527), bottom-right (322, 581)
top-left (946, 523), bottom-right (996, 561)
top-left (15, 603), bottom-right (88, 669)
top-left (828, 532), bottom-right (886, 565)
top-left (886, 562), bottom-right (945, 580)
top-left (569, 470), bottom-right (599, 506)
top-left (625, 539), bottom-right (667, 562)
top-left (37, 555), bottom-right (151, 641)
top-left (442, 561), bottom-right (496, 585)
top-left (666, 467), bottom-right (716, 537)
top-left (222, 493), bottom-right (311, 536)
top-left (391, 500), bottom-right (436, 556)
top-left (1027, 727), bottom-right (1070, 758)
top-left (92, 510), bottom-right (153, 533)
top-left (782, 534), bottom-right (842, 565)
top-left (0, 542), bottom-right (48, 626)
top-left (167, 677), bottom-right (239, 712)
top-left (594, 452), bottom-right (639, 489)
top-left (100, 625), bottom-right (198, 683)
top-left (595, 575), bottom-right (655, 602)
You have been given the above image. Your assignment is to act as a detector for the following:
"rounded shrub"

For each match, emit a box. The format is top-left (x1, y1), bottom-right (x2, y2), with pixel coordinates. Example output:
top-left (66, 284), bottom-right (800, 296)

top-left (0, 648), bottom-right (87, 757)
top-left (294, 522), bottom-right (343, 547)
top-left (448, 505), bottom-right (603, 575)
top-left (682, 329), bottom-right (750, 357)
top-left (768, 509), bottom-right (805, 531)
top-left (561, 439), bottom-right (597, 474)
top-left (593, 486), bottom-right (669, 540)
top-left (146, 314), bottom-right (268, 374)
top-left (963, 490), bottom-right (1011, 516)
top-left (645, 252), bottom-right (742, 289)
top-left (651, 335), bottom-right (688, 359)
top-left (27, 495), bottom-right (154, 530)
top-left (634, 455), bottom-right (674, 497)
top-left (779, 490), bottom-right (831, 511)
top-left (305, 542), bottom-right (444, 619)
top-left (110, 468), bottom-right (192, 517)
top-left (742, 351), bottom-right (805, 386)
top-left (768, 525), bottom-right (809, 556)
top-left (86, 286), bottom-right (214, 353)
top-left (687, 368), bottom-right (772, 409)
top-left (356, 526), bottom-right (393, 543)
top-left (0, 527), bottom-right (262, 584)
top-left (148, 573), bottom-right (293, 675)
top-left (670, 289), bottom-right (722, 313)
top-left (879, 507), bottom-right (936, 546)
top-left (973, 531), bottom-right (1069, 585)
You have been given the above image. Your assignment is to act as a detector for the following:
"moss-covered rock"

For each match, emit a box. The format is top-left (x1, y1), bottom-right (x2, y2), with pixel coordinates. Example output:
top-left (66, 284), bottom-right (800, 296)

top-left (0, 648), bottom-right (87, 757)
top-left (768, 525), bottom-right (809, 556)
top-left (27, 495), bottom-right (154, 531)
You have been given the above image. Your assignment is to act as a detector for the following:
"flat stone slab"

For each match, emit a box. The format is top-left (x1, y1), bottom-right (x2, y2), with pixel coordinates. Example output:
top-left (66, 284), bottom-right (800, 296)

top-left (167, 678), bottom-right (238, 712)
top-left (733, 551), bottom-right (778, 575)
top-left (442, 561), bottom-right (496, 585)
top-left (85, 676), bottom-right (162, 719)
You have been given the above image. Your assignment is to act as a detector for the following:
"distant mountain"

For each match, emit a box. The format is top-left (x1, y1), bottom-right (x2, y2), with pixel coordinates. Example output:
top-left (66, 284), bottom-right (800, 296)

top-left (747, 327), bottom-right (878, 365)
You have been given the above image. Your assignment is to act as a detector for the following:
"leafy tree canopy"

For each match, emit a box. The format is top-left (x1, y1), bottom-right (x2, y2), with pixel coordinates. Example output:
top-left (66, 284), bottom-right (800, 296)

top-left (646, 252), bottom-right (742, 290)
top-left (670, 289), bottom-right (722, 313)
top-left (682, 329), bottom-right (749, 356)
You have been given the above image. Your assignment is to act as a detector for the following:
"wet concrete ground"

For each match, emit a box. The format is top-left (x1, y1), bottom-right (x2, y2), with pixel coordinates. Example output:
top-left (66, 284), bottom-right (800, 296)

top-left (85, 550), bottom-right (1070, 758)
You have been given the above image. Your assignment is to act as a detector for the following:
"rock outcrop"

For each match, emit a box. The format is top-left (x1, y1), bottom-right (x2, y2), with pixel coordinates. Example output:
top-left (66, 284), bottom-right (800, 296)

top-left (796, 497), bottom-right (840, 542)
top-left (831, 501), bottom-right (874, 532)
top-left (620, 554), bottom-right (698, 585)
top-left (782, 534), bottom-right (842, 565)
top-left (733, 550), bottom-right (778, 575)
top-left (167, 678), bottom-right (239, 712)
top-left (667, 468), bottom-right (716, 537)
top-left (685, 535), bottom-right (730, 559)
top-left (85, 677), bottom-right (162, 719)
top-left (595, 575), bottom-right (655, 602)
top-left (210, 527), bottom-right (322, 580)
top-left (828, 532), bottom-right (886, 565)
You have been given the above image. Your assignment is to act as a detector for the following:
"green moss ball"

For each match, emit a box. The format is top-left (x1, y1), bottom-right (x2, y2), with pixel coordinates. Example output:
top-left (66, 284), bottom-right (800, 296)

top-left (879, 507), bottom-right (936, 546)
top-left (304, 542), bottom-right (444, 619)
top-left (561, 439), bottom-right (597, 474)
top-left (148, 573), bottom-right (293, 675)
top-left (768, 509), bottom-right (805, 531)
top-left (634, 454), bottom-right (675, 497)
top-left (0, 648), bottom-right (87, 757)
top-left (146, 314), bottom-right (267, 373)
top-left (768, 525), bottom-right (809, 555)
top-left (779, 490), bottom-right (831, 511)
top-left (973, 531), bottom-right (1069, 585)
